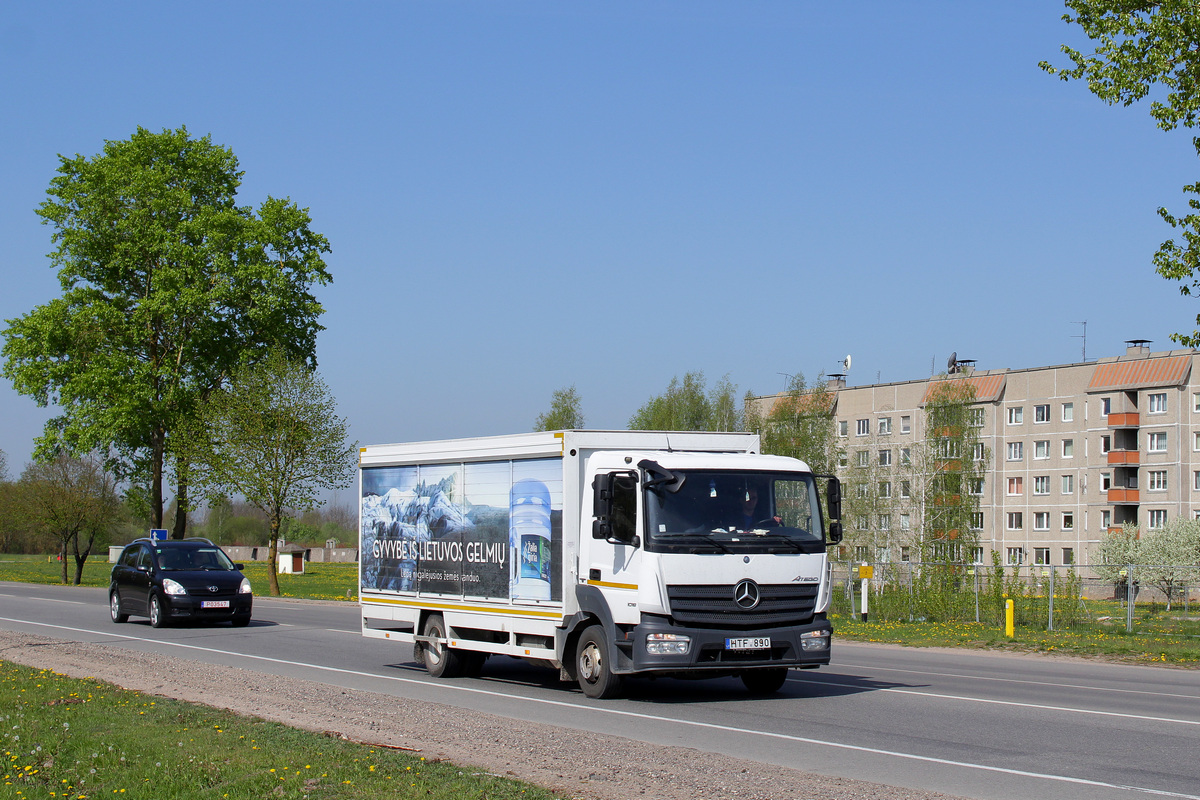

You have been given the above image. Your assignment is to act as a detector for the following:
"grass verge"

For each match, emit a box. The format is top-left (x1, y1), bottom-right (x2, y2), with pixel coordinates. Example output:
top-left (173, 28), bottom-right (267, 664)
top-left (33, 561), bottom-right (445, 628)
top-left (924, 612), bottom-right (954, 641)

top-left (1, 660), bottom-right (562, 800)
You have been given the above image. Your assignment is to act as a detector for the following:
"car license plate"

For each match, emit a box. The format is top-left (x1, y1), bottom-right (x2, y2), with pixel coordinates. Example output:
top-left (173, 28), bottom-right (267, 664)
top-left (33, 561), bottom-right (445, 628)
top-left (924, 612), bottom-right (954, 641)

top-left (725, 636), bottom-right (770, 650)
top-left (201, 600), bottom-right (230, 609)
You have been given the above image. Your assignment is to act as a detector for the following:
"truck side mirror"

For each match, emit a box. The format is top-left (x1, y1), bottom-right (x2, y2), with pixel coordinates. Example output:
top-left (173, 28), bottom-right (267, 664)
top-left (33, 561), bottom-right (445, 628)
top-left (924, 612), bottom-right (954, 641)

top-left (592, 474), bottom-right (614, 539)
top-left (827, 521), bottom-right (843, 545)
top-left (825, 476), bottom-right (842, 522)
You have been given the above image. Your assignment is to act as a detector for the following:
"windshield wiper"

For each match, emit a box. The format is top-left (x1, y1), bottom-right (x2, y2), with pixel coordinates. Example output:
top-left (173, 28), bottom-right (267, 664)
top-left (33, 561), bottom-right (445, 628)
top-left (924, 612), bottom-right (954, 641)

top-left (654, 532), bottom-right (734, 553)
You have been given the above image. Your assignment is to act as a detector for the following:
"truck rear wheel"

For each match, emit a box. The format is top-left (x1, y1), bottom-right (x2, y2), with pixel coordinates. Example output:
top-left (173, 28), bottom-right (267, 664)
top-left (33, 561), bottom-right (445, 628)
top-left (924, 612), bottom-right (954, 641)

top-left (741, 667), bottom-right (789, 694)
top-left (421, 614), bottom-right (464, 678)
top-left (575, 624), bottom-right (623, 699)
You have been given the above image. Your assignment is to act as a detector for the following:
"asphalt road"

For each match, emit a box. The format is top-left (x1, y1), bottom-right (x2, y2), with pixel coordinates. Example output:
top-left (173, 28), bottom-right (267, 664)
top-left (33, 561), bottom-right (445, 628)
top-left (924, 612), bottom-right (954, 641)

top-left (2, 579), bottom-right (1198, 800)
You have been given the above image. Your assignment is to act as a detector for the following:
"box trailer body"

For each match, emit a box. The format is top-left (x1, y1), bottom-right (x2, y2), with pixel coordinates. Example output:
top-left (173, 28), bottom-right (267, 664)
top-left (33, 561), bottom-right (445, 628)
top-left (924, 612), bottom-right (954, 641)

top-left (358, 430), bottom-right (841, 697)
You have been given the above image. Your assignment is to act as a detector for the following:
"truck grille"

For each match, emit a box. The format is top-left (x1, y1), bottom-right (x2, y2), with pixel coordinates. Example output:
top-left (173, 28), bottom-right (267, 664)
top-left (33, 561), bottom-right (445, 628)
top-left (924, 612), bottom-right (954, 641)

top-left (666, 583), bottom-right (818, 629)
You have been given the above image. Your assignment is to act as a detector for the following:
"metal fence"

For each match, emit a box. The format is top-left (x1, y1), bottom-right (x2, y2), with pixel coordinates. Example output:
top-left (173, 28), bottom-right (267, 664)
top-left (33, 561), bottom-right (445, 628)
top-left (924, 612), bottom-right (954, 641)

top-left (830, 560), bottom-right (1200, 637)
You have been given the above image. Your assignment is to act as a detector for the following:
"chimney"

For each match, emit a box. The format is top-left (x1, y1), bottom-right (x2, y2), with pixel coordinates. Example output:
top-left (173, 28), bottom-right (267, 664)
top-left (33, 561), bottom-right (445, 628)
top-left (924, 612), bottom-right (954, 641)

top-left (1125, 339), bottom-right (1151, 357)
top-left (826, 373), bottom-right (847, 390)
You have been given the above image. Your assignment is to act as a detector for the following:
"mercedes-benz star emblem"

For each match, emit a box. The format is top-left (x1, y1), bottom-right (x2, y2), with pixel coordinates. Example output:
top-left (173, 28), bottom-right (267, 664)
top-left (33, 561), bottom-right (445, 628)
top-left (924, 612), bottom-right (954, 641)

top-left (733, 579), bottom-right (760, 609)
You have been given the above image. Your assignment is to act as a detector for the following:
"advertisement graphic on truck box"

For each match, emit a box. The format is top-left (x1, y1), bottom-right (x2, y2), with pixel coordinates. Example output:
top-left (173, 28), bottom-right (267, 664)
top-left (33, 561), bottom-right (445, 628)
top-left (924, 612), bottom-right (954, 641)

top-left (361, 458), bottom-right (562, 601)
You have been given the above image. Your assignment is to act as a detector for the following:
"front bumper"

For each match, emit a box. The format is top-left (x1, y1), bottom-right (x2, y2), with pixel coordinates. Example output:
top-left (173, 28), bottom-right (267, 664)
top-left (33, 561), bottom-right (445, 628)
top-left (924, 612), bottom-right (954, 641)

top-left (163, 593), bottom-right (252, 622)
top-left (619, 615), bottom-right (832, 674)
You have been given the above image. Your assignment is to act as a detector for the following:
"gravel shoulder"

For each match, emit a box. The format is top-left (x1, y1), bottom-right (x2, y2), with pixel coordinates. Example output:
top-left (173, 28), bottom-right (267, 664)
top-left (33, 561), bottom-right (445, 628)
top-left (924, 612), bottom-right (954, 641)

top-left (0, 627), bottom-right (964, 800)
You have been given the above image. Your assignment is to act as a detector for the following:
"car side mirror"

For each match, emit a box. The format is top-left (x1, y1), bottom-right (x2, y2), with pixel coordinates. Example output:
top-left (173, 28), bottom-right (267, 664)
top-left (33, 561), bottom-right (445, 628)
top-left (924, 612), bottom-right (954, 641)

top-left (235, 563), bottom-right (245, 571)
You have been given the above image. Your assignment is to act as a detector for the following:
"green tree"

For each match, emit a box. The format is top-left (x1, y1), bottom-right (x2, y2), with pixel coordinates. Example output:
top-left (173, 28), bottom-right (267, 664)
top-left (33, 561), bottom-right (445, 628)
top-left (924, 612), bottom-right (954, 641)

top-left (916, 379), bottom-right (987, 564)
top-left (628, 371), bottom-right (743, 431)
top-left (1095, 520), bottom-right (1200, 610)
top-left (2, 126), bottom-right (332, 537)
top-left (748, 373), bottom-right (839, 475)
top-left (533, 385), bottom-right (585, 431)
top-left (18, 452), bottom-right (123, 585)
top-left (1041, 2), bottom-right (1200, 345)
top-left (178, 349), bottom-right (357, 596)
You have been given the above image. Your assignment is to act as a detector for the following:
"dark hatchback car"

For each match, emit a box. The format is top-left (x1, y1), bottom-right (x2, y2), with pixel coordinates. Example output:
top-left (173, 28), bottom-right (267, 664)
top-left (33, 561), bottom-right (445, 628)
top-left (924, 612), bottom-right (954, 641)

top-left (110, 538), bottom-right (253, 628)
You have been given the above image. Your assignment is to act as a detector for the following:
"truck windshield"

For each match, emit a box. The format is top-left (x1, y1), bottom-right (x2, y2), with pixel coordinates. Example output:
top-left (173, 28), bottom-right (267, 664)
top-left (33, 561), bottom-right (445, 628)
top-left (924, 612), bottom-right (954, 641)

top-left (643, 470), bottom-right (825, 555)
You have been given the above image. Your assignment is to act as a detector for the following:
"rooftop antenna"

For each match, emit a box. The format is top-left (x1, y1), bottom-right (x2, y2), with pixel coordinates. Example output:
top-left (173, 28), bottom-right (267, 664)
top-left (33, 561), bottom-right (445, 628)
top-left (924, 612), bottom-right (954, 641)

top-left (1073, 320), bottom-right (1087, 362)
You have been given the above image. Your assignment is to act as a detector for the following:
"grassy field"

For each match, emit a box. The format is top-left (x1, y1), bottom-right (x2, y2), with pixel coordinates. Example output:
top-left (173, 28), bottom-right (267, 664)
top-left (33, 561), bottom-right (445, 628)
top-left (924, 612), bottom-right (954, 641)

top-left (0, 554), bottom-right (359, 602)
top-left (0, 660), bottom-right (561, 800)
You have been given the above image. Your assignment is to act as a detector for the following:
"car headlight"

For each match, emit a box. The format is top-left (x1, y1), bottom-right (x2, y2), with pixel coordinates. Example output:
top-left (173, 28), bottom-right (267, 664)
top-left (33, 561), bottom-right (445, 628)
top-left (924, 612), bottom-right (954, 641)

top-left (646, 632), bottom-right (691, 655)
top-left (800, 629), bottom-right (830, 651)
top-left (162, 578), bottom-right (187, 596)
top-left (239, 578), bottom-right (252, 595)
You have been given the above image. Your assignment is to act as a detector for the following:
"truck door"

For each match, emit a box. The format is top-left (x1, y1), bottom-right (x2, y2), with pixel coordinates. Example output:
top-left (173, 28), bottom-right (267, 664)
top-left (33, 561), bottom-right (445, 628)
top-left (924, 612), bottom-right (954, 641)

top-left (584, 466), bottom-right (642, 627)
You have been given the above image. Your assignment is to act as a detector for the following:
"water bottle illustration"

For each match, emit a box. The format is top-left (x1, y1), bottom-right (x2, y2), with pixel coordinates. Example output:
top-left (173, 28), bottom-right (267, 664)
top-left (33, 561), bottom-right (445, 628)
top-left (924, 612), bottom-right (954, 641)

top-left (510, 479), bottom-right (552, 600)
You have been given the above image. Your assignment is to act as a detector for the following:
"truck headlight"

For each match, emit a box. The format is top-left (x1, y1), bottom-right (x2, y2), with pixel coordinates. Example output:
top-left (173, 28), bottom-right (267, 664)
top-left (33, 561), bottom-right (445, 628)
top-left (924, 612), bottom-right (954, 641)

top-left (800, 629), bottom-right (830, 651)
top-left (162, 578), bottom-right (187, 596)
top-left (646, 633), bottom-right (691, 655)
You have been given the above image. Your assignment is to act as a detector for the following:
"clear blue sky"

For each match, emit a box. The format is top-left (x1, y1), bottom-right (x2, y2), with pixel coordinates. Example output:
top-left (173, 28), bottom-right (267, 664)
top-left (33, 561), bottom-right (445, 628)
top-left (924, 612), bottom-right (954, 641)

top-left (2, 1), bottom-right (1197, 479)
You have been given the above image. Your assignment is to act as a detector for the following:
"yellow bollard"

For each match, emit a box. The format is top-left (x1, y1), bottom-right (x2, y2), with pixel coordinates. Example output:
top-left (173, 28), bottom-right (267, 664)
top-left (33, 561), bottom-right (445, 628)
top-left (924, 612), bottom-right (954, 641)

top-left (1005, 598), bottom-right (1015, 638)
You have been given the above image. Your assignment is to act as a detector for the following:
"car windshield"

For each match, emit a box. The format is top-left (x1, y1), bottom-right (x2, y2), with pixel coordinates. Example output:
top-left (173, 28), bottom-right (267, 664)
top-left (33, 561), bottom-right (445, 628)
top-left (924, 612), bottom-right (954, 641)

top-left (644, 470), bottom-right (825, 554)
top-left (155, 546), bottom-right (235, 571)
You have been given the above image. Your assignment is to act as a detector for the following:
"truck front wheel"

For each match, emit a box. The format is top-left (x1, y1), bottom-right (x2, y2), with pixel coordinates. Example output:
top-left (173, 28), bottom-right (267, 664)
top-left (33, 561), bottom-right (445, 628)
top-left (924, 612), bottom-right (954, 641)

top-left (575, 625), bottom-right (623, 699)
top-left (421, 614), bottom-right (464, 678)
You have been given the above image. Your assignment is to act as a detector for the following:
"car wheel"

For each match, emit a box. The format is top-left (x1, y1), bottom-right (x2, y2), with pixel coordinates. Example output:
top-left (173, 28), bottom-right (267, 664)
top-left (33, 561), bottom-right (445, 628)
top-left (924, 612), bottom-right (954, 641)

top-left (148, 594), bottom-right (167, 628)
top-left (741, 667), bottom-right (789, 695)
top-left (421, 614), bottom-right (464, 678)
top-left (576, 624), bottom-right (623, 699)
top-left (109, 591), bottom-right (128, 624)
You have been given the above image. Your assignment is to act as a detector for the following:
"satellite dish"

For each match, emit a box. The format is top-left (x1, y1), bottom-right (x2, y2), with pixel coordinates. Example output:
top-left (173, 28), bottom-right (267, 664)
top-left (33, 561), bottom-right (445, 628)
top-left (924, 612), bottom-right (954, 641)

top-left (843, 354), bottom-right (852, 372)
top-left (947, 352), bottom-right (958, 374)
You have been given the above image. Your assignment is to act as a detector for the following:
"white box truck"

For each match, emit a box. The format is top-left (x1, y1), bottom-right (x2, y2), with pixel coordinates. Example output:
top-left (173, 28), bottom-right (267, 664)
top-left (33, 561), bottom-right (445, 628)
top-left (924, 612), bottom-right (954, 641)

top-left (358, 430), bottom-right (842, 698)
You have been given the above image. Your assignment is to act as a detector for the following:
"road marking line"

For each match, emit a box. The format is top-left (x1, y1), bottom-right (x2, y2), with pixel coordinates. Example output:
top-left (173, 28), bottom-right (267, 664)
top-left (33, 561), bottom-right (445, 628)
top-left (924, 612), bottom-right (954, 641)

top-left (2, 617), bottom-right (1198, 799)
top-left (830, 660), bottom-right (1200, 701)
top-left (792, 675), bottom-right (1200, 726)
top-left (31, 598), bottom-right (87, 605)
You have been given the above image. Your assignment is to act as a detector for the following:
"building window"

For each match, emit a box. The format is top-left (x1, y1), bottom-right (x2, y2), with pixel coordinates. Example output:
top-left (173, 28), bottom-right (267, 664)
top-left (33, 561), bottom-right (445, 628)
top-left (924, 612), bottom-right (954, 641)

top-left (1034, 476), bottom-right (1050, 495)
top-left (1007, 512), bottom-right (1023, 530)
top-left (838, 420), bottom-right (848, 437)
top-left (1007, 442), bottom-right (1023, 461)
top-left (1007, 407), bottom-right (1024, 425)
top-left (1148, 470), bottom-right (1168, 491)
top-left (900, 546), bottom-right (911, 562)
top-left (900, 513), bottom-right (910, 530)
top-left (1033, 547), bottom-right (1051, 565)
top-left (856, 450), bottom-right (869, 468)
top-left (1101, 509), bottom-right (1111, 529)
top-left (971, 512), bottom-right (984, 530)
top-left (878, 514), bottom-right (891, 531)
top-left (971, 546), bottom-right (985, 565)
top-left (973, 442), bottom-right (985, 461)
top-left (901, 447), bottom-right (911, 465)
top-left (969, 408), bottom-right (985, 427)
top-left (857, 483), bottom-right (869, 498)
top-left (1148, 392), bottom-right (1167, 413)
top-left (1062, 439), bottom-right (1074, 458)
top-left (1062, 403), bottom-right (1074, 422)
top-left (1062, 512), bottom-right (1074, 530)
top-left (1195, 431), bottom-right (1200, 452)
top-left (1034, 512), bottom-right (1050, 531)
top-left (879, 481), bottom-right (891, 498)
top-left (838, 453), bottom-right (848, 468)
top-left (856, 419), bottom-right (869, 436)
top-left (901, 480), bottom-right (911, 498)
top-left (1149, 509), bottom-right (1167, 529)
top-left (1101, 472), bottom-right (1111, 491)
top-left (1194, 392), bottom-right (1200, 413)
top-left (1101, 397), bottom-right (1111, 416)
top-left (1007, 546), bottom-right (1025, 565)
top-left (1035, 440), bottom-right (1050, 459)
top-left (1101, 435), bottom-right (1111, 454)
top-left (1007, 477), bottom-right (1023, 496)
top-left (901, 415), bottom-right (911, 434)
top-left (876, 546), bottom-right (891, 563)
top-left (1061, 474), bottom-right (1074, 494)
top-left (1148, 432), bottom-right (1167, 453)
top-left (1035, 404), bottom-right (1050, 423)
top-left (879, 417), bottom-right (892, 435)
top-left (878, 449), bottom-right (892, 467)
top-left (969, 478), bottom-right (984, 495)
top-left (1062, 547), bottom-right (1075, 565)
top-left (854, 545), bottom-right (870, 562)
top-left (855, 515), bottom-right (869, 530)
top-left (1195, 470), bottom-right (1200, 491)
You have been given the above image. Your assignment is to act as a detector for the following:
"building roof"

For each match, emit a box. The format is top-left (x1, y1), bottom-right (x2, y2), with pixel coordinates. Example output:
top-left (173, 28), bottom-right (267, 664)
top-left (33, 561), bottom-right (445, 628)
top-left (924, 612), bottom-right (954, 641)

top-left (920, 373), bottom-right (1007, 404)
top-left (1087, 355), bottom-right (1192, 392)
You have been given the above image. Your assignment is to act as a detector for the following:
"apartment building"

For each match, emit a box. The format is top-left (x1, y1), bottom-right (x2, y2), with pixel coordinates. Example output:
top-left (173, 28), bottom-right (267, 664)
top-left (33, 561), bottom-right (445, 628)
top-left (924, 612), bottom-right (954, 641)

top-left (751, 342), bottom-right (1200, 567)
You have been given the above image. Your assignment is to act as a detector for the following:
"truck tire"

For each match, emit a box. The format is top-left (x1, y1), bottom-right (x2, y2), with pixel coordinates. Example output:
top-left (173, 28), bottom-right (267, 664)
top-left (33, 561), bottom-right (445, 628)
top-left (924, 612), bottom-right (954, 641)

top-left (575, 624), bottom-right (623, 699)
top-left (421, 614), bottom-right (464, 678)
top-left (741, 667), bottom-right (789, 694)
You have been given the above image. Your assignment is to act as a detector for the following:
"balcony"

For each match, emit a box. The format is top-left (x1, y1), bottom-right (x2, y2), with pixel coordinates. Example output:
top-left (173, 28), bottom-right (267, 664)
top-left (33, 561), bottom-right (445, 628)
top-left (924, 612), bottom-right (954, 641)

top-left (1107, 487), bottom-right (1140, 503)
top-left (1107, 450), bottom-right (1140, 465)
top-left (1107, 412), bottom-right (1140, 428)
